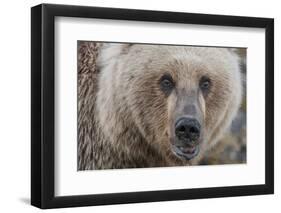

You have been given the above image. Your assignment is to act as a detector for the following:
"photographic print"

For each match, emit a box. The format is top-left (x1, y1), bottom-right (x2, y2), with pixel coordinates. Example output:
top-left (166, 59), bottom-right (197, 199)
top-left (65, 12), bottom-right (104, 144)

top-left (78, 42), bottom-right (247, 170)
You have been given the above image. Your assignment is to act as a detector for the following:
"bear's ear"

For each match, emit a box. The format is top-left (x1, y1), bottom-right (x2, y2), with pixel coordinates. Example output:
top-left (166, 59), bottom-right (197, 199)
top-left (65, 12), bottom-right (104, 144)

top-left (96, 43), bottom-right (133, 69)
top-left (228, 48), bottom-right (246, 86)
top-left (228, 48), bottom-right (246, 67)
top-left (228, 48), bottom-right (246, 60)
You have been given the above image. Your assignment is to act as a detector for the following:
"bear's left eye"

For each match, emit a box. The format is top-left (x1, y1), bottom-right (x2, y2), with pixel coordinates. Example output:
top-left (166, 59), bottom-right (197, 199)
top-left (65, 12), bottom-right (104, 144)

top-left (159, 74), bottom-right (174, 94)
top-left (199, 76), bottom-right (211, 91)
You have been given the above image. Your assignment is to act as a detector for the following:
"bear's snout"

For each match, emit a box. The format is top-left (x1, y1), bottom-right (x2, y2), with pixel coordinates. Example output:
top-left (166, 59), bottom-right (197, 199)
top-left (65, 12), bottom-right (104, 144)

top-left (175, 117), bottom-right (201, 143)
top-left (172, 117), bottom-right (201, 160)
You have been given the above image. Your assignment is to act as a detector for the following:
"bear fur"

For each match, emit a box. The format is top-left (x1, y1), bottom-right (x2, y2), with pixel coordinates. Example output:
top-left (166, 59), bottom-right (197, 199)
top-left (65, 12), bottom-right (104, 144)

top-left (78, 41), bottom-right (242, 170)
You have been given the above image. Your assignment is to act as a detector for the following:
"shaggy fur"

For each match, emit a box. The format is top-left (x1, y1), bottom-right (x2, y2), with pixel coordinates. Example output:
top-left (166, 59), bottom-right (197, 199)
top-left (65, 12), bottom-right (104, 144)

top-left (78, 42), bottom-right (242, 170)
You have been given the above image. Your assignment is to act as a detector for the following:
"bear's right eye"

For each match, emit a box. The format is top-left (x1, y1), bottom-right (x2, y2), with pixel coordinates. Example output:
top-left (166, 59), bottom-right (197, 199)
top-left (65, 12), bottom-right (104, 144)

top-left (199, 76), bottom-right (211, 95)
top-left (159, 74), bottom-right (174, 95)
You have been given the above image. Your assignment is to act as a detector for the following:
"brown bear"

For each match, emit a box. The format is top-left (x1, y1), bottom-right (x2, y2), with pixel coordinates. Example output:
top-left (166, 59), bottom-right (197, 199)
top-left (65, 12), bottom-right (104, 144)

top-left (78, 42), bottom-right (242, 170)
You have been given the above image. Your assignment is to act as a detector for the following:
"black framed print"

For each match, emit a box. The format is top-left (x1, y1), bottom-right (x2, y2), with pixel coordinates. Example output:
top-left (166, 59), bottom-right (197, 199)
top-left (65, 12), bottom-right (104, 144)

top-left (31, 3), bottom-right (274, 209)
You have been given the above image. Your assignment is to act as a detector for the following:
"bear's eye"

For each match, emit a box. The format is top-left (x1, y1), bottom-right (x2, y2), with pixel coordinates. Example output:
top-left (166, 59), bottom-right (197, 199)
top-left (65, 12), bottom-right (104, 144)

top-left (199, 76), bottom-right (211, 91)
top-left (159, 74), bottom-right (174, 94)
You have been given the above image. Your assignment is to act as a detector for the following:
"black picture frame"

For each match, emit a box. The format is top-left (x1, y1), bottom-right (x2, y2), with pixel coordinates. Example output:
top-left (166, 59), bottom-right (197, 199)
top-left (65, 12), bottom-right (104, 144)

top-left (31, 3), bottom-right (274, 209)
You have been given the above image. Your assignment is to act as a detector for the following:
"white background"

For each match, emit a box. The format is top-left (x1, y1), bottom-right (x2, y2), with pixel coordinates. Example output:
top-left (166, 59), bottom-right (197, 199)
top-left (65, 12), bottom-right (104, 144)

top-left (0, 0), bottom-right (279, 212)
top-left (56, 18), bottom-right (265, 196)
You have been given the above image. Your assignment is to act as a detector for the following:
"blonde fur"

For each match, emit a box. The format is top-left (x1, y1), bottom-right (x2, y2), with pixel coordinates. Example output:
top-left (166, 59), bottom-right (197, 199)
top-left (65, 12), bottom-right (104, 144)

top-left (78, 42), bottom-right (242, 169)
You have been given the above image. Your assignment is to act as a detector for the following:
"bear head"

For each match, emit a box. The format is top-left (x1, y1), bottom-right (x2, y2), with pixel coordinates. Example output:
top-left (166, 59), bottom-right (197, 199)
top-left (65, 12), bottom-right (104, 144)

top-left (96, 43), bottom-right (242, 164)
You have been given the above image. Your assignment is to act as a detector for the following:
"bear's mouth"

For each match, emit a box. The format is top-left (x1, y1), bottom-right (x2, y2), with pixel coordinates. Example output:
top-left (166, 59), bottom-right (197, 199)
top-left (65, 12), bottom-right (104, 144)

top-left (172, 144), bottom-right (199, 160)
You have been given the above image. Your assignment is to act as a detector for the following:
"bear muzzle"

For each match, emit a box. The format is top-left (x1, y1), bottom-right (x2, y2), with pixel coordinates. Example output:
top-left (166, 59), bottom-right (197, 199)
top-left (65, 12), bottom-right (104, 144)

top-left (172, 117), bottom-right (201, 160)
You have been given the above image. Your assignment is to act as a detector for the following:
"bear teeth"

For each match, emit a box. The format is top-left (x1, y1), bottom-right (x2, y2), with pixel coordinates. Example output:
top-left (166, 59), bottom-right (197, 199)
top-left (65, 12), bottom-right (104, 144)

top-left (180, 146), bottom-right (196, 154)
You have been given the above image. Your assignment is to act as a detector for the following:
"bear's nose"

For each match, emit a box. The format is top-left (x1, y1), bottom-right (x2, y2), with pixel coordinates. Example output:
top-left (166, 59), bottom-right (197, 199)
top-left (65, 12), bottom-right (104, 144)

top-left (175, 118), bottom-right (201, 142)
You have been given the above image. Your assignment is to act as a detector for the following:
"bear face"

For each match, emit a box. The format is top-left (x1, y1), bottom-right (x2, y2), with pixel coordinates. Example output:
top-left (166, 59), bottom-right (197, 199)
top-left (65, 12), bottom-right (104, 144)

top-left (96, 44), bottom-right (242, 165)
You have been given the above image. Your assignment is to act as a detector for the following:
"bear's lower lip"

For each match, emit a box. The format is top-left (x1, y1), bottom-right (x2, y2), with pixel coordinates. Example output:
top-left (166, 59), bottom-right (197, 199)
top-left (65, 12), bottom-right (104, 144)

top-left (172, 145), bottom-right (199, 160)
